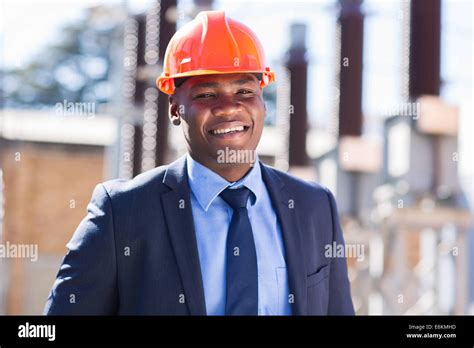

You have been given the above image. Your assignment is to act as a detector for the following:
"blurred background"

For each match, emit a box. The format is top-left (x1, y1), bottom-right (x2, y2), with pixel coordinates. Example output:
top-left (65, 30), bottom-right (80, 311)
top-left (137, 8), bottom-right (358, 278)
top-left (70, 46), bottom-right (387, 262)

top-left (0, 0), bottom-right (472, 315)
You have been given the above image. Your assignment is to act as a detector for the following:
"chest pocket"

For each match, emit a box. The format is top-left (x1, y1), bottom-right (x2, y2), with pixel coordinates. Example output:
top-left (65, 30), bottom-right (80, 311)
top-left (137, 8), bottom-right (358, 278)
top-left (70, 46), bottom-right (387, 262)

top-left (306, 264), bottom-right (330, 315)
top-left (307, 264), bottom-right (330, 287)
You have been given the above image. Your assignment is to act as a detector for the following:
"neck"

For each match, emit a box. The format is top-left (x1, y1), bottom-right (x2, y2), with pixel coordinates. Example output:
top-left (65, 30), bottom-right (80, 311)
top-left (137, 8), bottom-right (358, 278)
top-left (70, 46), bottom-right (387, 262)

top-left (189, 154), bottom-right (256, 182)
top-left (214, 163), bottom-right (254, 182)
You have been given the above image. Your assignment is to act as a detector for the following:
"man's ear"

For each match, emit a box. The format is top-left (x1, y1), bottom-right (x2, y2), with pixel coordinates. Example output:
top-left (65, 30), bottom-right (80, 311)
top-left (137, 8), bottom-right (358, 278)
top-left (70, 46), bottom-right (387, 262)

top-left (169, 96), bottom-right (181, 126)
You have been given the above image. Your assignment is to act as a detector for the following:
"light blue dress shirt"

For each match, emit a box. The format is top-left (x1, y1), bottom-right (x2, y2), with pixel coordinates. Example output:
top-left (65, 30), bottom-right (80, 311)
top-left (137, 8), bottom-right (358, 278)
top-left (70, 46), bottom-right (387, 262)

top-left (186, 154), bottom-right (292, 315)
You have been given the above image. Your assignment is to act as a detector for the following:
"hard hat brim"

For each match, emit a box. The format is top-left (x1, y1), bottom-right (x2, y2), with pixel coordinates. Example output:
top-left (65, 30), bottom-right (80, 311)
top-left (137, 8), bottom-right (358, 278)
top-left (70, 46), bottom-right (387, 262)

top-left (157, 69), bottom-right (275, 95)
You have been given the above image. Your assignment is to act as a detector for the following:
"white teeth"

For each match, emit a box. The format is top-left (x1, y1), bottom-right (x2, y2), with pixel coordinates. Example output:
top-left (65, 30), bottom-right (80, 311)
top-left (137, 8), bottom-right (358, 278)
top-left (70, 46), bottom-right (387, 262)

top-left (211, 126), bottom-right (245, 135)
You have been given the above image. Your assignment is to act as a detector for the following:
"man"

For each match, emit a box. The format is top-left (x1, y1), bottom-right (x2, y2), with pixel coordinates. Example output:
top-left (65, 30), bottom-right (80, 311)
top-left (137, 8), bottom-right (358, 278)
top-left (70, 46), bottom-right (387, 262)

top-left (44, 10), bottom-right (354, 315)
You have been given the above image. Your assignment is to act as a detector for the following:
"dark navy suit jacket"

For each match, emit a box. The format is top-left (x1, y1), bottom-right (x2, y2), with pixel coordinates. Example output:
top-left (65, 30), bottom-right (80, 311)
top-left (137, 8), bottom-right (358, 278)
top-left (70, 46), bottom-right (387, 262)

top-left (44, 155), bottom-right (354, 315)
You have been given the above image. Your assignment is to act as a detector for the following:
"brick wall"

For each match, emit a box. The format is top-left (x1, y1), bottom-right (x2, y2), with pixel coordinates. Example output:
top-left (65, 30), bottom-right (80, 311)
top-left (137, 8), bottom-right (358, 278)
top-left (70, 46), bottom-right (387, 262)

top-left (0, 140), bottom-right (105, 314)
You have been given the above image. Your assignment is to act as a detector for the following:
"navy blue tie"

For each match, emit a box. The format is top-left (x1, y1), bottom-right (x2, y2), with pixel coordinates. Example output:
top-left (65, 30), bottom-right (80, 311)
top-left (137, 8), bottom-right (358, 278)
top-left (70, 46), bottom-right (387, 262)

top-left (220, 187), bottom-right (258, 315)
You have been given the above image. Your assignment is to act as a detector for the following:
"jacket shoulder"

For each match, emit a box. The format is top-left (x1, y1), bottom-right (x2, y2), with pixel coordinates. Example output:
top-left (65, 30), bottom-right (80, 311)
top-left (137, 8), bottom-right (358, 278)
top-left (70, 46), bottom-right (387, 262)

top-left (98, 163), bottom-right (170, 201)
top-left (262, 164), bottom-right (332, 200)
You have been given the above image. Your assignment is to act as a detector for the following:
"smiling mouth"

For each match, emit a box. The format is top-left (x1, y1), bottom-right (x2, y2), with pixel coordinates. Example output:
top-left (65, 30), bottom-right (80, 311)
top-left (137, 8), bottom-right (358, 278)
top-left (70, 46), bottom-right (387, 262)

top-left (208, 125), bottom-right (250, 136)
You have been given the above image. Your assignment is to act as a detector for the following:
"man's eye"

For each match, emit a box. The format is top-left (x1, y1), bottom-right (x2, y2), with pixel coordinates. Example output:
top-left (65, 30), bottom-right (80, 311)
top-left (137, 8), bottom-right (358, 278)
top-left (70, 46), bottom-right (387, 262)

top-left (238, 89), bottom-right (254, 95)
top-left (194, 93), bottom-right (215, 99)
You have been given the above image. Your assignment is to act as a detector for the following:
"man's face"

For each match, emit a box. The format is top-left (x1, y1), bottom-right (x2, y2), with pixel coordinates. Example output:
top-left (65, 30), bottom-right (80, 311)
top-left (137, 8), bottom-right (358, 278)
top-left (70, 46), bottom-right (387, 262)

top-left (170, 73), bottom-right (266, 167)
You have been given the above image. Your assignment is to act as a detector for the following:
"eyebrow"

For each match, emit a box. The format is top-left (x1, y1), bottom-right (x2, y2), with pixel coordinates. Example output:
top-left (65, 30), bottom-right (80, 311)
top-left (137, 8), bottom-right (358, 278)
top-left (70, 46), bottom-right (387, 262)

top-left (190, 78), bottom-right (257, 91)
top-left (190, 82), bottom-right (219, 90)
top-left (232, 78), bottom-right (257, 85)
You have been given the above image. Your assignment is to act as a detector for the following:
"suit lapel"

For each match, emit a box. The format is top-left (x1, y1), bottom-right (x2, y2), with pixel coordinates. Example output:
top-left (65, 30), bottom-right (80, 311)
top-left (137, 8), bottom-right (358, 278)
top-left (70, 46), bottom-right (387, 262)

top-left (161, 156), bottom-right (207, 315)
top-left (260, 163), bottom-right (307, 315)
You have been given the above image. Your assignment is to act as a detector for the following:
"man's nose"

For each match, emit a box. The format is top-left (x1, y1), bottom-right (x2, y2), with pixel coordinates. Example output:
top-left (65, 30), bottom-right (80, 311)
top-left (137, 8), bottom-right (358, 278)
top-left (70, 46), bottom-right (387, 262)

top-left (212, 94), bottom-right (242, 118)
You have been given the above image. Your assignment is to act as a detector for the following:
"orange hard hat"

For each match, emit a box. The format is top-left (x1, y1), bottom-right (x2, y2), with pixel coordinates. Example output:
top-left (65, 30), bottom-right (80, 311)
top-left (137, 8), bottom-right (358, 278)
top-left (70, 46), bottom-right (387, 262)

top-left (156, 10), bottom-right (275, 95)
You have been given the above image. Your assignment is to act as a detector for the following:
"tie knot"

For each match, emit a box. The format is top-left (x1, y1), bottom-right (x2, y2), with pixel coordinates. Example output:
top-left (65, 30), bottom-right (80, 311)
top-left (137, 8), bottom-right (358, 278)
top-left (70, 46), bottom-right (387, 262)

top-left (220, 187), bottom-right (251, 210)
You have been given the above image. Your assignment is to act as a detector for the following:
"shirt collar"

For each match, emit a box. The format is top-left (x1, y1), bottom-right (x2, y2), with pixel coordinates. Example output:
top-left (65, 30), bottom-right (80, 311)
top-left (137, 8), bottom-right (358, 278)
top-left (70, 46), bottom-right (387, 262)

top-left (186, 153), bottom-right (263, 211)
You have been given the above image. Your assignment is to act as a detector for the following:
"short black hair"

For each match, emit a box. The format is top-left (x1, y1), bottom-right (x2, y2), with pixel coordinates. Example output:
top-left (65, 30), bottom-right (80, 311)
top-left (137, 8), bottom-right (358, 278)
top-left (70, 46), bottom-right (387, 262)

top-left (174, 77), bottom-right (191, 89)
